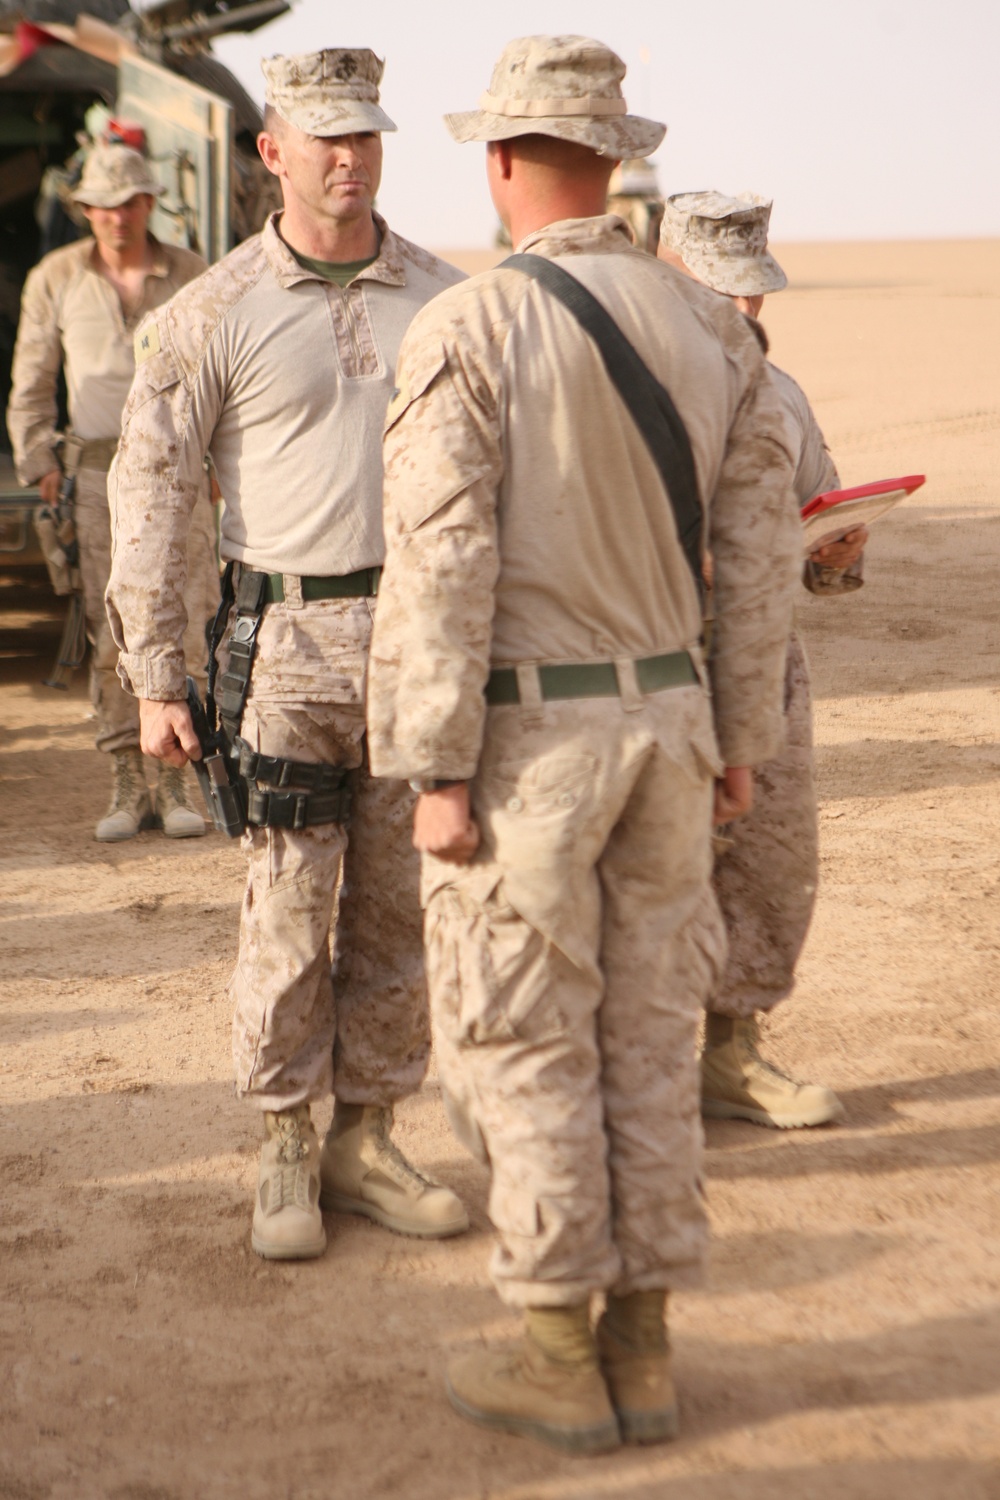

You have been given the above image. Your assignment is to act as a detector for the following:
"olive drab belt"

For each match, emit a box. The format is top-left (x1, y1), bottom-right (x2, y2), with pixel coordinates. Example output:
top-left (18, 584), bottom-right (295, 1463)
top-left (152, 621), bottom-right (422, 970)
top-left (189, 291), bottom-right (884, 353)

top-left (484, 651), bottom-right (698, 705)
top-left (262, 568), bottom-right (381, 604)
top-left (58, 434), bottom-right (120, 476)
top-left (78, 438), bottom-right (120, 472)
top-left (206, 563), bottom-right (380, 831)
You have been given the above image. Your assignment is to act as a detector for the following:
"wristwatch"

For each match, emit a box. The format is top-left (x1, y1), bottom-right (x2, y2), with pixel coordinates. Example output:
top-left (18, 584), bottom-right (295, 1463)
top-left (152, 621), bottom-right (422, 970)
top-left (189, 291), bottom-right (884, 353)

top-left (408, 777), bottom-right (465, 793)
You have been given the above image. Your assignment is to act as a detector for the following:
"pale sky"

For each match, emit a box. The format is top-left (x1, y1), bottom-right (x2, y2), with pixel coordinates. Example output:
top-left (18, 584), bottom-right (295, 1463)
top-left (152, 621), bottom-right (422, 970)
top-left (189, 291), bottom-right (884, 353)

top-left (211, 0), bottom-right (999, 249)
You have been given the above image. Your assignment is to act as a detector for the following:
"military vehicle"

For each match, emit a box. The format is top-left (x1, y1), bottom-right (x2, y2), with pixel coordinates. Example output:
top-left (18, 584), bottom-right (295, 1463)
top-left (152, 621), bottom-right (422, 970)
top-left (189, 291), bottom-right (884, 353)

top-left (0, 0), bottom-right (285, 625)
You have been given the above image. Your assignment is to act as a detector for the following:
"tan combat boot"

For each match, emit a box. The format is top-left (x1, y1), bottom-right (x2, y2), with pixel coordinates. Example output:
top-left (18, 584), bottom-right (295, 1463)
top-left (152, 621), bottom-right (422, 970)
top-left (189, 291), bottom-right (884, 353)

top-left (701, 1013), bottom-right (844, 1128)
top-left (320, 1102), bottom-right (468, 1238)
top-left (447, 1305), bottom-right (621, 1455)
top-left (95, 748), bottom-right (155, 842)
top-left (596, 1290), bottom-right (678, 1444)
top-left (251, 1105), bottom-right (327, 1261)
top-left (155, 762), bottom-right (207, 839)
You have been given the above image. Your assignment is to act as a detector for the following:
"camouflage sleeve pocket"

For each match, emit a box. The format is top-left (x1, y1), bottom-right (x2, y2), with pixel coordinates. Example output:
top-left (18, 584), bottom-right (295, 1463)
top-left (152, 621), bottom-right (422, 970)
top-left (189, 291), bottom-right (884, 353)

top-left (384, 339), bottom-right (449, 433)
top-left (383, 338), bottom-right (499, 535)
top-left (123, 316), bottom-right (187, 415)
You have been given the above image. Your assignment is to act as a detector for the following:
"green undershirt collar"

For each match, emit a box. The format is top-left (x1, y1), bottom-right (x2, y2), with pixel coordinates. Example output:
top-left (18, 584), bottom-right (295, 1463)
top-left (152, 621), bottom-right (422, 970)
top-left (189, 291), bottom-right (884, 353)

top-left (289, 238), bottom-right (380, 288)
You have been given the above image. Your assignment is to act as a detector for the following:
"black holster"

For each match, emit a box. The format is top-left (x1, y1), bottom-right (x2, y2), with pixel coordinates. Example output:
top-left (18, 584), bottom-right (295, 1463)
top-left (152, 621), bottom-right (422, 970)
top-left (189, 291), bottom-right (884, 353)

top-left (186, 677), bottom-right (246, 838)
top-left (206, 565), bottom-right (354, 831)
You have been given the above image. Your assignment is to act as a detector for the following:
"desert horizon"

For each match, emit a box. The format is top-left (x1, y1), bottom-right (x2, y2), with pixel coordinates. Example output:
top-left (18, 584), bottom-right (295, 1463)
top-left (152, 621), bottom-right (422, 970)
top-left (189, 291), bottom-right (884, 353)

top-left (433, 233), bottom-right (1000, 277)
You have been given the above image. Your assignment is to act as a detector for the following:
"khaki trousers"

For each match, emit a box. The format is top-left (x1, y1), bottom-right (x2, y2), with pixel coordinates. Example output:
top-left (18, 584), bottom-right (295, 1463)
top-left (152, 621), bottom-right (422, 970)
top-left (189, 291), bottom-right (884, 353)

top-left (423, 689), bottom-right (724, 1308)
top-left (225, 596), bottom-right (430, 1112)
top-left (709, 630), bottom-right (818, 1018)
top-left (79, 468), bottom-right (218, 753)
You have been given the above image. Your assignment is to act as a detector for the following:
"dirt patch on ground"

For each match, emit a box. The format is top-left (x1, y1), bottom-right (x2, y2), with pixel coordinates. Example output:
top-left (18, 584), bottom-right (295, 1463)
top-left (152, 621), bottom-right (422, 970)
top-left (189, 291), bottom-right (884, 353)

top-left (1, 240), bottom-right (999, 1498)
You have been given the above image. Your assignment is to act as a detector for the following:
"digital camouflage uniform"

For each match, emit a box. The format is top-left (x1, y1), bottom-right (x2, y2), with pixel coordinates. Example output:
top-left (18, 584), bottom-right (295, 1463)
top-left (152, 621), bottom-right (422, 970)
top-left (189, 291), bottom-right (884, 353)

top-left (367, 212), bottom-right (801, 1307)
top-left (7, 231), bottom-right (215, 752)
top-left (106, 199), bottom-right (464, 1113)
top-left (661, 189), bottom-right (862, 1131)
top-left (710, 361), bottom-right (846, 1018)
top-left (659, 191), bottom-right (863, 1022)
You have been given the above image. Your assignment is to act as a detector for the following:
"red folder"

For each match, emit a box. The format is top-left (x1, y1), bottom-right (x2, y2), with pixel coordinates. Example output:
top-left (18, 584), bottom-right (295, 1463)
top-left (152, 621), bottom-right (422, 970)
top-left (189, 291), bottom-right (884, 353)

top-left (801, 475), bottom-right (925, 554)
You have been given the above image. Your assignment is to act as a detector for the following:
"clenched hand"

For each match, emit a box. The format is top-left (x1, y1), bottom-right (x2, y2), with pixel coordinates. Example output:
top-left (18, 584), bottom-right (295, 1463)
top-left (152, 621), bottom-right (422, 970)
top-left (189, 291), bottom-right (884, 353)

top-left (413, 783), bottom-right (480, 864)
top-left (139, 698), bottom-right (201, 768)
top-left (714, 765), bottom-right (753, 824)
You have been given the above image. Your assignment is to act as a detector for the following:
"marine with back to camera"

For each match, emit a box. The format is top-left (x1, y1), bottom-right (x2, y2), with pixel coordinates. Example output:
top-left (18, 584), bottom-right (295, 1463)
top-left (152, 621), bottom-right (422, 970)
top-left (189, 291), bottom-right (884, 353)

top-left (366, 34), bottom-right (801, 1453)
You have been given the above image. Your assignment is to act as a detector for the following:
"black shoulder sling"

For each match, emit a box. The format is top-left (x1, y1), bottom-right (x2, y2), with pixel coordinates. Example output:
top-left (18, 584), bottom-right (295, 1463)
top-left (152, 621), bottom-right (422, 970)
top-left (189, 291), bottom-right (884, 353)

top-left (502, 253), bottom-right (704, 600)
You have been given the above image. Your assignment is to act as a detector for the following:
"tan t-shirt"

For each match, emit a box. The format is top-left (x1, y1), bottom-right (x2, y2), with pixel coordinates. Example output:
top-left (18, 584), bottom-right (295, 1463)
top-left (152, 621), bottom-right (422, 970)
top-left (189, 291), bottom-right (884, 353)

top-left (107, 213), bottom-right (464, 701)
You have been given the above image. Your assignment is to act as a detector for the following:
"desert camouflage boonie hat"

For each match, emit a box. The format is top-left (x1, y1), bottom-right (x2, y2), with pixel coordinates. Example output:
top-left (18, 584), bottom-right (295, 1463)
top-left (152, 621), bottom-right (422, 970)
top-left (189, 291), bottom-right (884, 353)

top-left (261, 48), bottom-right (397, 136)
top-left (445, 34), bottom-right (665, 159)
top-left (659, 191), bottom-right (787, 296)
top-left (71, 144), bottom-right (164, 208)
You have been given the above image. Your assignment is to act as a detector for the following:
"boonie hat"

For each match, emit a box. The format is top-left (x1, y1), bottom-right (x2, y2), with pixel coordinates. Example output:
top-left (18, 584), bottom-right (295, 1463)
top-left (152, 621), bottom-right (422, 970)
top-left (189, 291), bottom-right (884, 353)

top-left (72, 144), bottom-right (164, 208)
top-left (445, 34), bottom-right (665, 159)
top-left (261, 48), bottom-right (397, 136)
top-left (659, 191), bottom-right (787, 296)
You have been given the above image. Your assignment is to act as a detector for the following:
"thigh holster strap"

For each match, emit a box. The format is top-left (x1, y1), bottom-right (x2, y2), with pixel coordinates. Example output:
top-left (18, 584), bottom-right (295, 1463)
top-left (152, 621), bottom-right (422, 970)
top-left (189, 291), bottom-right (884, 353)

top-left (245, 783), bottom-right (353, 831)
top-left (234, 737), bottom-right (350, 796)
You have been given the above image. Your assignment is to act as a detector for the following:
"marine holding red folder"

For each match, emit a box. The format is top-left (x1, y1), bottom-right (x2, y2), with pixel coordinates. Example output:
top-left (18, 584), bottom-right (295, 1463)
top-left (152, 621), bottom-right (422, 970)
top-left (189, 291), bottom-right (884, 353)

top-left (658, 191), bottom-right (924, 1129)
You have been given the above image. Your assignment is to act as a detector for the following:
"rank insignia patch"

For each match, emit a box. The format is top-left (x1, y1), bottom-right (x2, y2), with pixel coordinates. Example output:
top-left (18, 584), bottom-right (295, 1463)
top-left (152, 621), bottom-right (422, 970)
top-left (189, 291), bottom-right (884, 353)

top-left (135, 322), bottom-right (161, 364)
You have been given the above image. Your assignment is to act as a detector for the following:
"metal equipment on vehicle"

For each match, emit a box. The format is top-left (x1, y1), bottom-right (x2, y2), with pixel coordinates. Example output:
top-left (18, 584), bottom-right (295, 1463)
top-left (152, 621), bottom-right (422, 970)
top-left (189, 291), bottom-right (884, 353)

top-left (0, 0), bottom-right (286, 672)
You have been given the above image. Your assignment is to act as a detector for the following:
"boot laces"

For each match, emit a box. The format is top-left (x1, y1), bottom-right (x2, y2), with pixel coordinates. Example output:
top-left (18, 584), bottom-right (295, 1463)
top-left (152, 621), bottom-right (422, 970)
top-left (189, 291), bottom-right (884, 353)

top-left (266, 1161), bottom-right (314, 1213)
top-left (264, 1114), bottom-right (314, 1213)
top-left (739, 1021), bottom-right (803, 1088)
top-left (274, 1112), bottom-right (310, 1164)
top-left (159, 763), bottom-right (190, 808)
top-left (368, 1111), bottom-right (434, 1191)
top-left (113, 753), bottom-right (140, 804)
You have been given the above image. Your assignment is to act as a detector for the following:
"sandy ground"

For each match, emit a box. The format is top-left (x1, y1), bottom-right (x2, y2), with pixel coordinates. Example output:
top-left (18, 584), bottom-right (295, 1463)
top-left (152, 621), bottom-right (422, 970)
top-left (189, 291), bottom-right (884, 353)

top-left (2, 238), bottom-right (999, 1500)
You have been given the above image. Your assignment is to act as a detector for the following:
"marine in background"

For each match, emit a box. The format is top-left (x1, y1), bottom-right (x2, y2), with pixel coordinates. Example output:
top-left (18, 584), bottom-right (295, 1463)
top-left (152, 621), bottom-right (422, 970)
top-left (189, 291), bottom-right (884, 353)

top-left (659, 190), bottom-right (867, 1128)
top-left (106, 48), bottom-right (469, 1262)
top-left (6, 142), bottom-right (216, 841)
top-left (607, 156), bottom-right (664, 253)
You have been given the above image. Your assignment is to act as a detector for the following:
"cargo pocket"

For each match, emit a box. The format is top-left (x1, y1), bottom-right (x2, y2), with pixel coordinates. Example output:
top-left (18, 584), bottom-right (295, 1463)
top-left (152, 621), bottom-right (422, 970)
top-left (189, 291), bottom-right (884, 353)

top-left (653, 688), bottom-right (723, 787)
top-left (424, 865), bottom-right (552, 1046)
